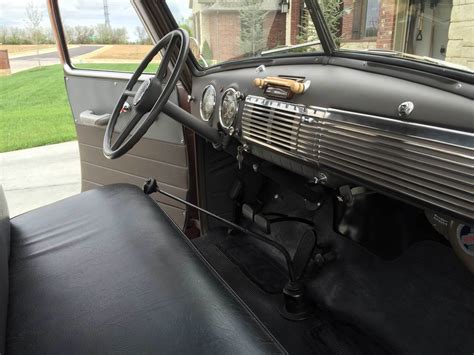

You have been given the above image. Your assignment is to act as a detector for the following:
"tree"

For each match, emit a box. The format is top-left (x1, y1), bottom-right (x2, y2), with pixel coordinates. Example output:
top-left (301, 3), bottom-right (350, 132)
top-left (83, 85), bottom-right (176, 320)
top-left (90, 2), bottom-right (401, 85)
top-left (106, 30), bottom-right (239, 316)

top-left (63, 25), bottom-right (74, 44)
top-left (25, 2), bottom-right (43, 35)
top-left (95, 24), bottom-right (127, 44)
top-left (25, 2), bottom-right (44, 65)
top-left (135, 26), bottom-right (152, 45)
top-left (110, 27), bottom-right (128, 44)
top-left (43, 28), bottom-right (55, 44)
top-left (0, 27), bottom-right (8, 44)
top-left (298, 0), bottom-right (345, 47)
top-left (179, 23), bottom-right (193, 37)
top-left (95, 24), bottom-right (112, 44)
top-left (72, 26), bottom-right (95, 44)
top-left (201, 40), bottom-right (213, 63)
top-left (239, 0), bottom-right (268, 57)
top-left (320, 0), bottom-right (344, 45)
top-left (5, 27), bottom-right (31, 44)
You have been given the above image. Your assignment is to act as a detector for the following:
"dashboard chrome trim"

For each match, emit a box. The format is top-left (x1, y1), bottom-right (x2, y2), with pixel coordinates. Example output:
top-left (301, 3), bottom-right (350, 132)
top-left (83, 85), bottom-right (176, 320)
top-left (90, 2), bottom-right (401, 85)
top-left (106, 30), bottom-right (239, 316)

top-left (326, 108), bottom-right (474, 150)
top-left (240, 95), bottom-right (474, 222)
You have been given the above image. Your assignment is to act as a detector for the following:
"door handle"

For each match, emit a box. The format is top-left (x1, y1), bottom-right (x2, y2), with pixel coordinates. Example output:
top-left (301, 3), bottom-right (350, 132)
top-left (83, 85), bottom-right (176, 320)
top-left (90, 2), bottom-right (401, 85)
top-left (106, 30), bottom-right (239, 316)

top-left (78, 110), bottom-right (110, 127)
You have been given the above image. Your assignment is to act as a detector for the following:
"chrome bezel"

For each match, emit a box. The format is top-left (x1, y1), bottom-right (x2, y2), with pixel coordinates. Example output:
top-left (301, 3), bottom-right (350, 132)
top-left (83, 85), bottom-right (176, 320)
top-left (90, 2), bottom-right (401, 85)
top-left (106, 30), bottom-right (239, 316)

top-left (219, 88), bottom-right (239, 129)
top-left (199, 84), bottom-right (216, 122)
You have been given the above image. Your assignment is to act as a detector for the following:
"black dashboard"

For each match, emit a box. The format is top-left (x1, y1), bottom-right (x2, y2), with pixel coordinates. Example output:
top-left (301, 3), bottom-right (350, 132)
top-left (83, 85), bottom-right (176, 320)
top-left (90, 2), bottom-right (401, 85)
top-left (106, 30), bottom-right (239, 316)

top-left (190, 63), bottom-right (474, 224)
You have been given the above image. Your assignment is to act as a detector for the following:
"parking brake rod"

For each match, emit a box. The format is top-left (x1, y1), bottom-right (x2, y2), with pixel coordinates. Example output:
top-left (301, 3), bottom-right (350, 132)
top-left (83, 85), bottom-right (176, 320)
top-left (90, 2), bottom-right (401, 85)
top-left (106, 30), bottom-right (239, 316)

top-left (143, 178), bottom-right (296, 281)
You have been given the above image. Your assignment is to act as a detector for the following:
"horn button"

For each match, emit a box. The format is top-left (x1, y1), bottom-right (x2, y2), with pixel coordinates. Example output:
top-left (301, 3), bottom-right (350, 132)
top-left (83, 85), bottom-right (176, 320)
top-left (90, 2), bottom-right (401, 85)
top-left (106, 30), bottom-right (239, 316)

top-left (133, 78), bottom-right (163, 113)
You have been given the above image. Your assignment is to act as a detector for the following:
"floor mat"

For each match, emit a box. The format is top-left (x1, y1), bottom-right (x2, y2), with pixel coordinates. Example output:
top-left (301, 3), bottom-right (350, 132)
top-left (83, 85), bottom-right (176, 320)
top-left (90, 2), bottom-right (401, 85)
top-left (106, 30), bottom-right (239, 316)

top-left (309, 317), bottom-right (390, 355)
top-left (193, 182), bottom-right (474, 354)
top-left (195, 231), bottom-right (392, 354)
top-left (217, 238), bottom-right (288, 294)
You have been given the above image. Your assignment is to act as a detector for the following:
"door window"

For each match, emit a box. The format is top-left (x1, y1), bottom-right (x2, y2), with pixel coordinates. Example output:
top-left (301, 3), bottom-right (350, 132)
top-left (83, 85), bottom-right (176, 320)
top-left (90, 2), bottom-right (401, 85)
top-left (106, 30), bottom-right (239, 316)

top-left (58, 0), bottom-right (157, 72)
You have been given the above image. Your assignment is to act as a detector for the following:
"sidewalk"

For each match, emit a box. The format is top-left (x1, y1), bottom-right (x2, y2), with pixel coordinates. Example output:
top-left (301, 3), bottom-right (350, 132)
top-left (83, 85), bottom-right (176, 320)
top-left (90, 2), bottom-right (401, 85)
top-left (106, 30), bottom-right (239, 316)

top-left (6, 45), bottom-right (101, 73)
top-left (7, 46), bottom-right (62, 73)
top-left (0, 141), bottom-right (81, 217)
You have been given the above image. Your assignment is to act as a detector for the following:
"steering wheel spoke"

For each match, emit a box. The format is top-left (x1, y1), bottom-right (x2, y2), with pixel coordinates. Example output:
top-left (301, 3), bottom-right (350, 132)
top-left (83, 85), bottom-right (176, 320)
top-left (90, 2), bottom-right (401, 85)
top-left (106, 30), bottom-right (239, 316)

top-left (156, 33), bottom-right (178, 82)
top-left (111, 109), bottom-right (145, 151)
top-left (103, 29), bottom-right (189, 160)
top-left (124, 90), bottom-right (137, 97)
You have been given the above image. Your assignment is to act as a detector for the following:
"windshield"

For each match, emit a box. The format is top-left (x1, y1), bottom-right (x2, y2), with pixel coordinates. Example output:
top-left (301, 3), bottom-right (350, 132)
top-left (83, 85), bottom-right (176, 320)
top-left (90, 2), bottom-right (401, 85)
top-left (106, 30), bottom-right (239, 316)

top-left (167, 0), bottom-right (323, 67)
top-left (168, 0), bottom-right (473, 73)
top-left (320, 0), bottom-right (473, 72)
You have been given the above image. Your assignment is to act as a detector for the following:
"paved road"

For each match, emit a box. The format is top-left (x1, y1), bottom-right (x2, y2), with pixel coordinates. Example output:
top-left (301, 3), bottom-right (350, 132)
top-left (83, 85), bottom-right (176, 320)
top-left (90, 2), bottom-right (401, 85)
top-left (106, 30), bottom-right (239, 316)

top-left (9, 45), bottom-right (104, 73)
top-left (0, 141), bottom-right (81, 217)
top-left (10, 45), bottom-right (103, 61)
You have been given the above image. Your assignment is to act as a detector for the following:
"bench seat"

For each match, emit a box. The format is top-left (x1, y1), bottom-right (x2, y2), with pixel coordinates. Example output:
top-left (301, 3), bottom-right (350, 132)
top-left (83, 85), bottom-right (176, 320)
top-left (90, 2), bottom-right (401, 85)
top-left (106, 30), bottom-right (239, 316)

top-left (1, 184), bottom-right (284, 354)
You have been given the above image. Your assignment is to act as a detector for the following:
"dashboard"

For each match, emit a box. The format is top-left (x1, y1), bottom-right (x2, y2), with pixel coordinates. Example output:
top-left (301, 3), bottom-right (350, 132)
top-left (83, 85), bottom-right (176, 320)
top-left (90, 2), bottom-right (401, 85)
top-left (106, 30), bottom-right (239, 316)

top-left (190, 63), bottom-right (474, 224)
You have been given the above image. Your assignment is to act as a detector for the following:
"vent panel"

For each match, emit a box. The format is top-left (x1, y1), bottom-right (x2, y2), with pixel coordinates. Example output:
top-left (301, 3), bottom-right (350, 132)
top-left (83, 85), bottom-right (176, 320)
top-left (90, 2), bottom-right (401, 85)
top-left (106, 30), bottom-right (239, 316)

top-left (240, 96), bottom-right (473, 221)
top-left (241, 96), bottom-right (311, 156)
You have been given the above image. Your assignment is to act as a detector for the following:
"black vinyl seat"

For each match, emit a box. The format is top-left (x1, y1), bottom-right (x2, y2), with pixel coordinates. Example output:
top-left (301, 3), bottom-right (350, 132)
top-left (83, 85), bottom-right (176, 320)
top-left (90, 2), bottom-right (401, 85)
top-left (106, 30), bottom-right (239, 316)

top-left (1, 184), bottom-right (285, 354)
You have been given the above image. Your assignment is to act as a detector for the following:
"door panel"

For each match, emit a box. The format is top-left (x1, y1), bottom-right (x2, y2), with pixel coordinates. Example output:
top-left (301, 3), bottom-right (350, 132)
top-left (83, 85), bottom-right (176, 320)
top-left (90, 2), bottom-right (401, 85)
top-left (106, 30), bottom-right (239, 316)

top-left (65, 70), bottom-right (189, 229)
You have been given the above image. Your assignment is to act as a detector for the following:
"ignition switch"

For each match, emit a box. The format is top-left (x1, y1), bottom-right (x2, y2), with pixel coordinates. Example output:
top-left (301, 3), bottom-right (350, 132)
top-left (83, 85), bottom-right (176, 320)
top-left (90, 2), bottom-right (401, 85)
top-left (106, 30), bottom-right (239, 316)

top-left (121, 102), bottom-right (131, 113)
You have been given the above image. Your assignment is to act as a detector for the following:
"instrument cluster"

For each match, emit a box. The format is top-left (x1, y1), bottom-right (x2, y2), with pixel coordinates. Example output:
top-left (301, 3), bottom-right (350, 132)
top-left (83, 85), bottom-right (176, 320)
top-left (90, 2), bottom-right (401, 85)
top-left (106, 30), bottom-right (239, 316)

top-left (199, 85), bottom-right (216, 122)
top-left (199, 84), bottom-right (242, 133)
top-left (219, 88), bottom-right (240, 130)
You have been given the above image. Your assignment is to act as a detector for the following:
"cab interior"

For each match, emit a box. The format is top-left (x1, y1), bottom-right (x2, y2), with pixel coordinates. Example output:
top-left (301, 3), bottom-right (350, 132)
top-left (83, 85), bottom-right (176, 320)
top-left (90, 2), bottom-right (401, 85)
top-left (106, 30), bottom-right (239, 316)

top-left (1, 0), bottom-right (473, 354)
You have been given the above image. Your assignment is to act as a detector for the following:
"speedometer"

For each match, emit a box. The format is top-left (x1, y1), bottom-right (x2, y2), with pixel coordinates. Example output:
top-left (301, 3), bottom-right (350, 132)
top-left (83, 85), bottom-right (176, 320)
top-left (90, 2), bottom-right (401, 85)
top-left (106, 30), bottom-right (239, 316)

top-left (219, 88), bottom-right (239, 129)
top-left (200, 85), bottom-right (216, 121)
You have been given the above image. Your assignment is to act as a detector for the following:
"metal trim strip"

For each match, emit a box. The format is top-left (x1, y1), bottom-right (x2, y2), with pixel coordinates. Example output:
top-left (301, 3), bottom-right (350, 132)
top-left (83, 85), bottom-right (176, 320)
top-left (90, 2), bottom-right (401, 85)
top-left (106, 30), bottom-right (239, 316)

top-left (241, 95), bottom-right (473, 221)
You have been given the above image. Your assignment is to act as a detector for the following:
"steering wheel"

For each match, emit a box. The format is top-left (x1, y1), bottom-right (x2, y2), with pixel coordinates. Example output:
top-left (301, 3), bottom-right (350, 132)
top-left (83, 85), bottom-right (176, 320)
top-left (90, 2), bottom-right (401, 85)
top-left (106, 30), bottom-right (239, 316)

top-left (104, 29), bottom-right (189, 159)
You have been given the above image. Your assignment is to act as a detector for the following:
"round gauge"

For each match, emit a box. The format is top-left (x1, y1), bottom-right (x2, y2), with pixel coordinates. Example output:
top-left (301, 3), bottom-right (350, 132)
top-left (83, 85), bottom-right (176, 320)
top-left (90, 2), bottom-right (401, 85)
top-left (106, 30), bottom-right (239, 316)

top-left (200, 85), bottom-right (216, 121)
top-left (219, 88), bottom-right (239, 129)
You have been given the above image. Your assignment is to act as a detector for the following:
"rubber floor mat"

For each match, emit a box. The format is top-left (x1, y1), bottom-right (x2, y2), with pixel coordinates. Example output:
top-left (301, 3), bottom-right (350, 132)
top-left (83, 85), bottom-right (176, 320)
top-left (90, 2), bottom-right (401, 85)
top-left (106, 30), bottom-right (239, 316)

top-left (309, 318), bottom-right (391, 355)
top-left (217, 239), bottom-right (288, 294)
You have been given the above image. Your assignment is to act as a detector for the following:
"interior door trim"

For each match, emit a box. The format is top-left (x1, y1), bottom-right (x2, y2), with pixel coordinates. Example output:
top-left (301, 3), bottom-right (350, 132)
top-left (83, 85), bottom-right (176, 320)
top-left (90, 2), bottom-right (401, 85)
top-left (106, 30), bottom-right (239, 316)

top-left (63, 64), bottom-right (151, 81)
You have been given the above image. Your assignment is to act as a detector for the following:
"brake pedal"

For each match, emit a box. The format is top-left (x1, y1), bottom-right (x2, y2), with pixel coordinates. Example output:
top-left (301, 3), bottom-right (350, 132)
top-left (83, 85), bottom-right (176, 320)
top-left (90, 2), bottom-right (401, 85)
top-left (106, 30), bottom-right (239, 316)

top-left (241, 203), bottom-right (271, 234)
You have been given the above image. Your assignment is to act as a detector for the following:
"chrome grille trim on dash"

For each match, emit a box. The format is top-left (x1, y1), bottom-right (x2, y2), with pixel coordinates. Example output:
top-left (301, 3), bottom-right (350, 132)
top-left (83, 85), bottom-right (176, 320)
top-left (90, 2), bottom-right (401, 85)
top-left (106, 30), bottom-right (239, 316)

top-left (241, 95), bottom-right (324, 163)
top-left (319, 109), bottom-right (473, 220)
top-left (240, 95), bottom-right (473, 221)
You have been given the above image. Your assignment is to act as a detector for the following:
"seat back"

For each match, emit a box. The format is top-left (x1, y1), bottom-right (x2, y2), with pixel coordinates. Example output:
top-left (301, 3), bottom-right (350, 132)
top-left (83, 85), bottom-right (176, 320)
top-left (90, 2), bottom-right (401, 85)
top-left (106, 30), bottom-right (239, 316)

top-left (0, 185), bottom-right (10, 353)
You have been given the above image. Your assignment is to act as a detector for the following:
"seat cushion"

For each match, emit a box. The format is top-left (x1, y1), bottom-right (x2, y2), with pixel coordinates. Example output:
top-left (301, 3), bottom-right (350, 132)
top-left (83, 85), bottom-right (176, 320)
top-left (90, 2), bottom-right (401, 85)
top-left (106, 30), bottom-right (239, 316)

top-left (6, 184), bottom-right (285, 354)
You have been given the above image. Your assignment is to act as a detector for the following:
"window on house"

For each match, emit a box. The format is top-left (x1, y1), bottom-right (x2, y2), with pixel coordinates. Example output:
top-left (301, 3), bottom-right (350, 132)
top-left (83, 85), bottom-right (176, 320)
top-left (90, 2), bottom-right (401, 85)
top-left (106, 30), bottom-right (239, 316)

top-left (166, 0), bottom-right (322, 67)
top-left (352, 0), bottom-right (381, 39)
top-left (322, 0), bottom-right (473, 73)
top-left (363, 0), bottom-right (381, 37)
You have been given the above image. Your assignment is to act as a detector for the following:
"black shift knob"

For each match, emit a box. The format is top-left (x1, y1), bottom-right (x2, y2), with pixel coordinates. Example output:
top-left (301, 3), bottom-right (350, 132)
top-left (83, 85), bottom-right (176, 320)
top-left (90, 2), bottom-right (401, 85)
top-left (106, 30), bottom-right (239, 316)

top-left (143, 178), bottom-right (158, 195)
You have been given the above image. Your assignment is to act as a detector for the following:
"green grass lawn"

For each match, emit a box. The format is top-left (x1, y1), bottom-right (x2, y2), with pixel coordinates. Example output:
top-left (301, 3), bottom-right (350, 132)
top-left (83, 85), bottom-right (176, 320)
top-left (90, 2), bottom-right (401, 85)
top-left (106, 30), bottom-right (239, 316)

top-left (0, 63), bottom-right (153, 153)
top-left (0, 65), bottom-right (76, 153)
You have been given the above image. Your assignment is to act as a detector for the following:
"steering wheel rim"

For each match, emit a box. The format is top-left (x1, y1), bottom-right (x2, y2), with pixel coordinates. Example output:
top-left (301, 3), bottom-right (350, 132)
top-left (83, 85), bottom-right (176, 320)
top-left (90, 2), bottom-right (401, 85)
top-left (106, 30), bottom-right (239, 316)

top-left (103, 29), bottom-right (189, 159)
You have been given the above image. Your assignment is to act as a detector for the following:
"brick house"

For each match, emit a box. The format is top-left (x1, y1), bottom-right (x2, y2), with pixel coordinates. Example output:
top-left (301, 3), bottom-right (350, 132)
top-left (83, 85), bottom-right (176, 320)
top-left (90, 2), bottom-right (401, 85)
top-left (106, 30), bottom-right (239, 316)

top-left (340, 0), bottom-right (473, 68)
top-left (445, 0), bottom-right (474, 69)
top-left (190, 0), bottom-right (304, 62)
top-left (190, 0), bottom-right (473, 69)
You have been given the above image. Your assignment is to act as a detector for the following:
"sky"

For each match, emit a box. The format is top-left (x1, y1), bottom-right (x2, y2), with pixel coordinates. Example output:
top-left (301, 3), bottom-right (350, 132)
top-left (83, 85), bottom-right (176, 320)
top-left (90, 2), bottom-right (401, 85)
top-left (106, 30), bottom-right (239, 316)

top-left (0, 0), bottom-right (192, 40)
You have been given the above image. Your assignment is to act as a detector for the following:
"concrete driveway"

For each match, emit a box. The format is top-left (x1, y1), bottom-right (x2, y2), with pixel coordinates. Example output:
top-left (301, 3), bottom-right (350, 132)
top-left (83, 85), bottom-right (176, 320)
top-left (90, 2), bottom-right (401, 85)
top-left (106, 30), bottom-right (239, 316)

top-left (9, 45), bottom-right (103, 73)
top-left (0, 141), bottom-right (81, 217)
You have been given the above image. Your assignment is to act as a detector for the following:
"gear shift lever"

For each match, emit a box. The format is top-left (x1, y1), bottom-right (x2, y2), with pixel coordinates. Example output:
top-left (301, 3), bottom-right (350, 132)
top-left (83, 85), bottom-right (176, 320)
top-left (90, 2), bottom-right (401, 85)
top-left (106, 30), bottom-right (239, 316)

top-left (144, 178), bottom-right (320, 321)
top-left (280, 229), bottom-right (317, 320)
top-left (143, 178), bottom-right (296, 280)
